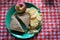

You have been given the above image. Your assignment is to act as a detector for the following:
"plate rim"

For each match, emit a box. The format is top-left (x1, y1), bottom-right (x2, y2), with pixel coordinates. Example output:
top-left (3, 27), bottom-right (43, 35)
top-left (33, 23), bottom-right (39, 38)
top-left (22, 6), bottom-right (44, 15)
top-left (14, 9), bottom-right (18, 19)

top-left (6, 2), bottom-right (42, 39)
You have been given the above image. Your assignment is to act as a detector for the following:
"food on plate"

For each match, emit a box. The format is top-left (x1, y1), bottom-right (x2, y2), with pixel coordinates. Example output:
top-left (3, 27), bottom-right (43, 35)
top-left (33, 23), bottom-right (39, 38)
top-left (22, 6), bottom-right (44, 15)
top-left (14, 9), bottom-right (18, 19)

top-left (26, 7), bottom-right (38, 16)
top-left (10, 15), bottom-right (26, 32)
top-left (28, 30), bottom-right (39, 33)
top-left (25, 7), bottom-right (42, 33)
top-left (17, 13), bottom-right (30, 29)
top-left (10, 3), bottom-right (42, 33)
top-left (25, 7), bottom-right (42, 30)
top-left (25, 8), bottom-right (30, 13)
top-left (15, 3), bottom-right (26, 13)
top-left (30, 19), bottom-right (39, 29)
top-left (36, 13), bottom-right (42, 21)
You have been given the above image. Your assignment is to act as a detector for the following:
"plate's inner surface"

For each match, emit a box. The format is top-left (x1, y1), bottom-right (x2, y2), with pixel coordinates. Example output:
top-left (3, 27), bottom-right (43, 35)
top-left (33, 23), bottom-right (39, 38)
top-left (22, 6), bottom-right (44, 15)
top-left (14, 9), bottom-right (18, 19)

top-left (6, 2), bottom-right (42, 39)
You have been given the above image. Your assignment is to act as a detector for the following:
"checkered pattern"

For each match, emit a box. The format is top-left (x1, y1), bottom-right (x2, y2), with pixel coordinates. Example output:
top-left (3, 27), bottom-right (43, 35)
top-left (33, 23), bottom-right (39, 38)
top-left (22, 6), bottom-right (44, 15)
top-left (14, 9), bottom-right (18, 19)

top-left (0, 0), bottom-right (60, 40)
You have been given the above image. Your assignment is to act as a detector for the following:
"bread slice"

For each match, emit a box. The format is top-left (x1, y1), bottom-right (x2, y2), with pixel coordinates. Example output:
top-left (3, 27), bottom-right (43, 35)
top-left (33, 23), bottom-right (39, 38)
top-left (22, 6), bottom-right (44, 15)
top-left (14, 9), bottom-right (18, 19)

top-left (9, 15), bottom-right (25, 32)
top-left (17, 13), bottom-right (30, 29)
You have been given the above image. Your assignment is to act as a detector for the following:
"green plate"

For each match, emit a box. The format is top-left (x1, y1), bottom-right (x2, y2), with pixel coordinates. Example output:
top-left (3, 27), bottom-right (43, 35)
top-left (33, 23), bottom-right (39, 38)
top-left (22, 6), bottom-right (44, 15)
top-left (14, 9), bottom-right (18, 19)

top-left (6, 2), bottom-right (42, 39)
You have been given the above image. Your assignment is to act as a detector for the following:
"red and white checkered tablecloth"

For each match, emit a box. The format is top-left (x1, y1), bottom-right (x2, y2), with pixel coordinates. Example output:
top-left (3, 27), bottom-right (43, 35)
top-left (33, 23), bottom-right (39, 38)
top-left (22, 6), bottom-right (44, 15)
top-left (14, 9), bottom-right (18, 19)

top-left (0, 0), bottom-right (60, 40)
